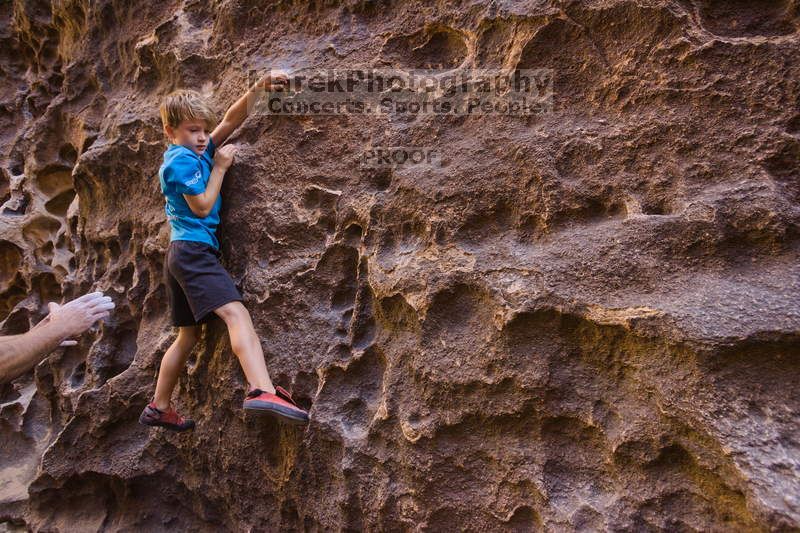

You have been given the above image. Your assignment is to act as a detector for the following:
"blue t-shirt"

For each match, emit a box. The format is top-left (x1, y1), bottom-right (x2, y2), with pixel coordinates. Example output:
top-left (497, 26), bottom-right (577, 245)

top-left (159, 138), bottom-right (221, 249)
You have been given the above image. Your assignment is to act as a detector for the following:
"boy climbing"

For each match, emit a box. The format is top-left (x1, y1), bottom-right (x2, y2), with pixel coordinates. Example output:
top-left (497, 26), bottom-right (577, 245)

top-left (140, 72), bottom-right (309, 431)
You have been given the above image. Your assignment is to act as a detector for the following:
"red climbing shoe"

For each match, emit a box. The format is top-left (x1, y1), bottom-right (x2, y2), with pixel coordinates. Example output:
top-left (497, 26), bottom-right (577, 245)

top-left (243, 386), bottom-right (309, 424)
top-left (139, 402), bottom-right (195, 432)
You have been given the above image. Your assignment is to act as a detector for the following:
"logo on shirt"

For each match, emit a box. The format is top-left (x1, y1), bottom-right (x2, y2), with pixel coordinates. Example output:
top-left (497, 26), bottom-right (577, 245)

top-left (184, 171), bottom-right (202, 186)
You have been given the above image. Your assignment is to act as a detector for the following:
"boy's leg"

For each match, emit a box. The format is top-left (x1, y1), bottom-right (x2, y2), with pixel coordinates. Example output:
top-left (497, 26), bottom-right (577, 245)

top-left (214, 301), bottom-right (309, 424)
top-left (153, 325), bottom-right (200, 410)
top-left (213, 301), bottom-right (274, 393)
top-left (140, 242), bottom-right (200, 430)
top-left (166, 241), bottom-right (308, 423)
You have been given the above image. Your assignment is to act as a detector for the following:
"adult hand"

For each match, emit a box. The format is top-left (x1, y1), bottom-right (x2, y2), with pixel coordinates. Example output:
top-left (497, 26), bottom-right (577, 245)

top-left (214, 144), bottom-right (238, 170)
top-left (46, 303), bottom-right (77, 346)
top-left (0, 291), bottom-right (115, 384)
top-left (43, 292), bottom-right (115, 345)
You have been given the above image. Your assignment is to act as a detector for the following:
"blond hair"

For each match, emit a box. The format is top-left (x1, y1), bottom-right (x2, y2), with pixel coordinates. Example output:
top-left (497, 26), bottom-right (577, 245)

top-left (159, 89), bottom-right (217, 130)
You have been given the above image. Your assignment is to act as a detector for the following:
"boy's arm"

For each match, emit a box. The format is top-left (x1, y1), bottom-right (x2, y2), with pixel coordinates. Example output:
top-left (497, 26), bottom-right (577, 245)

top-left (210, 70), bottom-right (289, 147)
top-left (183, 145), bottom-right (237, 218)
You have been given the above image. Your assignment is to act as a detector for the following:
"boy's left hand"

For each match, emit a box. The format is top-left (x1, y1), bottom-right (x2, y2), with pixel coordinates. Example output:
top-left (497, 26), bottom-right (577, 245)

top-left (253, 70), bottom-right (289, 92)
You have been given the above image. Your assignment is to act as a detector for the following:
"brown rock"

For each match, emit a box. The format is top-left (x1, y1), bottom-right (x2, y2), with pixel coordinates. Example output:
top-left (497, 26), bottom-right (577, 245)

top-left (1, 0), bottom-right (798, 531)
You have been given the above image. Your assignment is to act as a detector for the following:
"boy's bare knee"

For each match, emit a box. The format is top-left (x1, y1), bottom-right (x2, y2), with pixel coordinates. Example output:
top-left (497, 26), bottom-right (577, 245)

top-left (178, 325), bottom-right (200, 344)
top-left (213, 301), bottom-right (248, 324)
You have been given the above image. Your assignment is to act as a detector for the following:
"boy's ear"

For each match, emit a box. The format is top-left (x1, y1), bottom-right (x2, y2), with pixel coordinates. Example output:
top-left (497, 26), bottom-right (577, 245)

top-left (164, 124), bottom-right (175, 141)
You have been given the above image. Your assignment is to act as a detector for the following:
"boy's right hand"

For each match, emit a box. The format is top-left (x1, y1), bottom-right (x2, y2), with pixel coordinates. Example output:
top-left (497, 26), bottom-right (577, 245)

top-left (214, 144), bottom-right (238, 170)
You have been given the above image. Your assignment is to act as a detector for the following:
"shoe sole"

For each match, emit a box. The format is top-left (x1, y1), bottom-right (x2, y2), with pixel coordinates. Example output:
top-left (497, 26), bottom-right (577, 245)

top-left (139, 414), bottom-right (195, 432)
top-left (243, 401), bottom-right (309, 425)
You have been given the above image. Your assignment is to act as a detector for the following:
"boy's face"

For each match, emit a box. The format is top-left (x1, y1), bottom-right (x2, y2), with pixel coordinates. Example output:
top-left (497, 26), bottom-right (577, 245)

top-left (165, 119), bottom-right (210, 156)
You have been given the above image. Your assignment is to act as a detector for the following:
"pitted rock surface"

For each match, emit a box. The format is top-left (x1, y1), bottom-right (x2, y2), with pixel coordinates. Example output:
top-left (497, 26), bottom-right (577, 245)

top-left (1, 1), bottom-right (799, 531)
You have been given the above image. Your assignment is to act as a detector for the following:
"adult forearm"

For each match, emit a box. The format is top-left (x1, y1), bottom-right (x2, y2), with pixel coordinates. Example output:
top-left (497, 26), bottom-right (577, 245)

top-left (0, 323), bottom-right (70, 383)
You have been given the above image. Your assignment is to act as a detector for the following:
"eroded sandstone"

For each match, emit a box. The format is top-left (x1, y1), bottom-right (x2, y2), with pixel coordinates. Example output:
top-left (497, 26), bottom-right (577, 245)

top-left (1, 0), bottom-right (798, 531)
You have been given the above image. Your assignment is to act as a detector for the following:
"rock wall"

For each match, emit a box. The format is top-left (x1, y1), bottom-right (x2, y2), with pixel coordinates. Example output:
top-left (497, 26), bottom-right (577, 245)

top-left (1, 0), bottom-right (799, 531)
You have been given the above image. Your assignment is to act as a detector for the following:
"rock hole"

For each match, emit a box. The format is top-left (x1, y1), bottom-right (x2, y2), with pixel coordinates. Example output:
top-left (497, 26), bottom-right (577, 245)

top-left (36, 169), bottom-right (73, 197)
top-left (315, 245), bottom-right (359, 311)
top-left (96, 328), bottom-right (137, 384)
top-left (476, 19), bottom-right (516, 66)
top-left (640, 197), bottom-right (675, 215)
top-left (555, 139), bottom-right (603, 183)
top-left (81, 135), bottom-right (98, 153)
top-left (0, 241), bottom-right (23, 293)
top-left (646, 443), bottom-right (693, 470)
top-left (351, 310), bottom-right (376, 350)
top-left (44, 189), bottom-right (76, 217)
top-left (342, 223), bottom-right (363, 247)
top-left (696, 0), bottom-right (796, 37)
top-left (337, 309), bottom-right (353, 336)
top-left (366, 168), bottom-right (392, 191)
top-left (507, 505), bottom-right (540, 532)
top-left (33, 272), bottom-right (61, 307)
top-left (786, 114), bottom-right (800, 134)
top-left (377, 294), bottom-right (419, 331)
top-left (59, 144), bottom-right (78, 166)
top-left (36, 242), bottom-right (55, 263)
top-left (455, 197), bottom-right (516, 245)
top-left (70, 361), bottom-right (86, 388)
top-left (0, 382), bottom-right (21, 403)
top-left (762, 139), bottom-right (800, 203)
top-left (516, 18), bottom-right (601, 112)
top-left (22, 216), bottom-right (61, 247)
top-left (2, 192), bottom-right (30, 216)
top-left (382, 26), bottom-right (468, 69)
top-left (108, 240), bottom-right (121, 260)
top-left (117, 264), bottom-right (134, 287)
